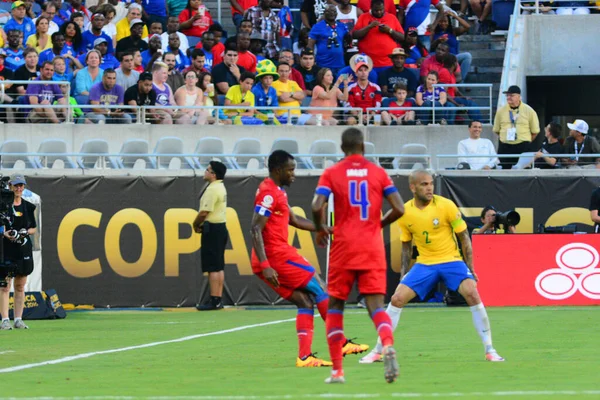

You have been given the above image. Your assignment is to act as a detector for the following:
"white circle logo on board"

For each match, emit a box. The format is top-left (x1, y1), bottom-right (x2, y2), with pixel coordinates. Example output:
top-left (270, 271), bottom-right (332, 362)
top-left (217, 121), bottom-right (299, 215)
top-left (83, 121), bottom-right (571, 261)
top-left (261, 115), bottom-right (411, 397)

top-left (535, 243), bottom-right (600, 300)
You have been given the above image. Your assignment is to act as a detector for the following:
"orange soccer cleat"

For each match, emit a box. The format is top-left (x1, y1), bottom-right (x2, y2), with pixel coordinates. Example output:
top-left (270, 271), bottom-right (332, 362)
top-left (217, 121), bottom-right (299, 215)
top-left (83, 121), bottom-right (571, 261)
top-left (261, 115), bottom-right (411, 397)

top-left (342, 338), bottom-right (369, 356)
top-left (296, 353), bottom-right (333, 367)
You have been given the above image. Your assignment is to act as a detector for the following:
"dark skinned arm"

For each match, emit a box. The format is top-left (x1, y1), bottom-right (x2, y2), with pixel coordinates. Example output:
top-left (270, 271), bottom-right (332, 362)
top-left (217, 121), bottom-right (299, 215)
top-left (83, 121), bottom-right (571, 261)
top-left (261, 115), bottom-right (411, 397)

top-left (381, 191), bottom-right (405, 228)
top-left (400, 240), bottom-right (412, 277)
top-left (457, 229), bottom-right (477, 281)
top-left (289, 205), bottom-right (316, 231)
top-left (250, 212), bottom-right (279, 287)
top-left (311, 194), bottom-right (331, 247)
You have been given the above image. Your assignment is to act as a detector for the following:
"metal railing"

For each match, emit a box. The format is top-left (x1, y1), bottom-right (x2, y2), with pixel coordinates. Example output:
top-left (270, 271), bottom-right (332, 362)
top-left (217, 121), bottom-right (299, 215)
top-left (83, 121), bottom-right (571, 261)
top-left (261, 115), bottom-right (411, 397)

top-left (520, 0), bottom-right (598, 14)
top-left (498, 0), bottom-right (523, 109)
top-left (436, 153), bottom-right (600, 170)
top-left (0, 152), bottom-right (431, 170)
top-left (367, 83), bottom-right (494, 125)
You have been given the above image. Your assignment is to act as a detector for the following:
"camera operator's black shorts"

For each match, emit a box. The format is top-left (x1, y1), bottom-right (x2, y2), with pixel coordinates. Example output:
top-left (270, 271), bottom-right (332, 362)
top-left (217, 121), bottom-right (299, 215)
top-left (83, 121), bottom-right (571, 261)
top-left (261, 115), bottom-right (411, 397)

top-left (201, 222), bottom-right (228, 273)
top-left (7, 241), bottom-right (34, 277)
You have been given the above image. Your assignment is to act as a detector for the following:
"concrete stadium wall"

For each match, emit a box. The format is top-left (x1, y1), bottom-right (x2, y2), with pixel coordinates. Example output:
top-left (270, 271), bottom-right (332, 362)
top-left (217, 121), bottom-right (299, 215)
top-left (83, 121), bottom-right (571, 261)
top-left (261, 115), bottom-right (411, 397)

top-left (525, 15), bottom-right (600, 76)
top-left (0, 123), bottom-right (496, 170)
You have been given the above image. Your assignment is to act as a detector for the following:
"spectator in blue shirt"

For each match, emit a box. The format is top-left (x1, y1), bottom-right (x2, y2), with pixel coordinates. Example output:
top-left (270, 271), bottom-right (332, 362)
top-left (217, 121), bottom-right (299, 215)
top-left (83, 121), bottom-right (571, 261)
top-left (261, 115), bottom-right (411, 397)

top-left (4, 1), bottom-right (36, 46)
top-left (39, 32), bottom-right (84, 74)
top-left (307, 5), bottom-right (349, 77)
top-left (82, 13), bottom-right (115, 54)
top-left (4, 30), bottom-right (26, 72)
top-left (145, 0), bottom-right (169, 31)
top-left (166, 33), bottom-right (190, 72)
top-left (141, 35), bottom-right (163, 70)
top-left (252, 59), bottom-right (279, 124)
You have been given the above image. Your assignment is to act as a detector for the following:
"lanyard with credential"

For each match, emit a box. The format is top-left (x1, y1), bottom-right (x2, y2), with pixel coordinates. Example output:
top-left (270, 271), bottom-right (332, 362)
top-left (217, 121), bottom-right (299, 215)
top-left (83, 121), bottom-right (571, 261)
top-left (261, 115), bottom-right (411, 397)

top-left (509, 109), bottom-right (519, 127)
top-left (574, 141), bottom-right (585, 161)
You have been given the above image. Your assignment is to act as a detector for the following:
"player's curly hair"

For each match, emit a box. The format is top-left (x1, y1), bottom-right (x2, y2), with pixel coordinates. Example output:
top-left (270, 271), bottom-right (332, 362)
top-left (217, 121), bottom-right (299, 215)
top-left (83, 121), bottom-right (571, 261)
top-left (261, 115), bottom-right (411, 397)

top-left (268, 150), bottom-right (294, 172)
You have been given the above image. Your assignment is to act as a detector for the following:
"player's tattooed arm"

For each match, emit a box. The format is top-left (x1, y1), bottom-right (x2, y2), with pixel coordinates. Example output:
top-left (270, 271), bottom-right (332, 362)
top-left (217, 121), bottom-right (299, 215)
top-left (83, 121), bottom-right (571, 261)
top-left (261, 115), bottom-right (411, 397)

top-left (457, 230), bottom-right (478, 281)
top-left (289, 205), bottom-right (316, 231)
top-left (381, 191), bottom-right (405, 228)
top-left (401, 240), bottom-right (412, 277)
top-left (250, 212), bottom-right (279, 287)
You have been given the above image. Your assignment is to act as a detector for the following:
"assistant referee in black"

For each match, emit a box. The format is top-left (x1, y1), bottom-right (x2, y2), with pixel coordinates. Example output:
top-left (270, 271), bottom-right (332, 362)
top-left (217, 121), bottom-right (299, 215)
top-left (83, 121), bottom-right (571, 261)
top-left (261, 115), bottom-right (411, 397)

top-left (590, 186), bottom-right (600, 233)
top-left (194, 161), bottom-right (228, 311)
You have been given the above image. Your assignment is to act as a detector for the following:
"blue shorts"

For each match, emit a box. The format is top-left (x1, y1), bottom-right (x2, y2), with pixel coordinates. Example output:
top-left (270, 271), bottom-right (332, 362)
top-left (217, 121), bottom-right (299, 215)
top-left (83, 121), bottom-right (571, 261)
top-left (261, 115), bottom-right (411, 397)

top-left (400, 261), bottom-right (474, 301)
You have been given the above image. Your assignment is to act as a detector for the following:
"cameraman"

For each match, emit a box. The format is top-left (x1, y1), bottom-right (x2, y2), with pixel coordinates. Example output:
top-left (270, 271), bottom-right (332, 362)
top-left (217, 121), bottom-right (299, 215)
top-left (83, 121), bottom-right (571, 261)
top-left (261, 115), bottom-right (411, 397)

top-left (473, 206), bottom-right (517, 234)
top-left (0, 175), bottom-right (37, 330)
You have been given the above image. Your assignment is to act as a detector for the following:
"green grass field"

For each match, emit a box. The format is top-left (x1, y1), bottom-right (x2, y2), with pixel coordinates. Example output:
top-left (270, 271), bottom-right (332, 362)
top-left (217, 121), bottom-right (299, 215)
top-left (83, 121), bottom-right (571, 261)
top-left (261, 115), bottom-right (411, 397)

top-left (1, 306), bottom-right (599, 399)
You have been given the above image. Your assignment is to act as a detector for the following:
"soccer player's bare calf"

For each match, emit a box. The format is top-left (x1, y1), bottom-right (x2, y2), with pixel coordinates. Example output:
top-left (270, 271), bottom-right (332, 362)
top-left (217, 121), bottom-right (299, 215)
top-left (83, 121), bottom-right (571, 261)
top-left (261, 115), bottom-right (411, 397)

top-left (360, 170), bottom-right (504, 364)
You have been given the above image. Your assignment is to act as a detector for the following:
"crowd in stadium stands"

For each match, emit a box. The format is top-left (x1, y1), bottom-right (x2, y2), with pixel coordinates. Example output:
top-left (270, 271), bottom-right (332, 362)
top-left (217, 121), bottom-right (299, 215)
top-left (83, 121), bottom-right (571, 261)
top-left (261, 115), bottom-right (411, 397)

top-left (0, 0), bottom-right (593, 126)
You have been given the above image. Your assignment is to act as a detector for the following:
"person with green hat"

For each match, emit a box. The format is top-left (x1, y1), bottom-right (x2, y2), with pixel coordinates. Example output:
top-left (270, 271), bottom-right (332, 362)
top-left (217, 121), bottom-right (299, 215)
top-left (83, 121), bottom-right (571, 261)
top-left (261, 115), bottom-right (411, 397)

top-left (4, 1), bottom-right (35, 45)
top-left (251, 59), bottom-right (280, 125)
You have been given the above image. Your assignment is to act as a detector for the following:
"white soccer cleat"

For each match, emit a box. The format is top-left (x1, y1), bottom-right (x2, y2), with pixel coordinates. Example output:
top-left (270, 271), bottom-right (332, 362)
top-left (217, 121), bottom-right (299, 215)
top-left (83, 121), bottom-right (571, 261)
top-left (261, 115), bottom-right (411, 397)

top-left (324, 370), bottom-right (345, 384)
top-left (359, 349), bottom-right (382, 364)
top-left (485, 350), bottom-right (505, 362)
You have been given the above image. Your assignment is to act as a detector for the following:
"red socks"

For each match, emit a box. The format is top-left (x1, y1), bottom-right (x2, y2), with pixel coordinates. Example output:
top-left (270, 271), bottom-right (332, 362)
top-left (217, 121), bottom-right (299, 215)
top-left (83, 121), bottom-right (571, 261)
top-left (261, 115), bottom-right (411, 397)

top-left (316, 298), bottom-right (329, 323)
top-left (326, 309), bottom-right (345, 371)
top-left (297, 308), bottom-right (314, 359)
top-left (371, 307), bottom-right (394, 347)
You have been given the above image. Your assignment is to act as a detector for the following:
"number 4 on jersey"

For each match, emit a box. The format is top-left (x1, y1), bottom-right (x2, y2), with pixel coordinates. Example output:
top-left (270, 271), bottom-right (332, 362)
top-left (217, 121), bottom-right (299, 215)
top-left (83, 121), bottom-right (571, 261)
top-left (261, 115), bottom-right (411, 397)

top-left (349, 180), bottom-right (370, 220)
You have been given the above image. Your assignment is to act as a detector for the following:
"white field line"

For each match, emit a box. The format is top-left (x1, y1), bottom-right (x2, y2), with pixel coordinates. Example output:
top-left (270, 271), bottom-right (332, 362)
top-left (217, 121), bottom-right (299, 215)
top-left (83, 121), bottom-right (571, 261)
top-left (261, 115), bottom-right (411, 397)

top-left (0, 350), bottom-right (15, 355)
top-left (0, 317), bottom-right (295, 374)
top-left (2, 391), bottom-right (600, 399)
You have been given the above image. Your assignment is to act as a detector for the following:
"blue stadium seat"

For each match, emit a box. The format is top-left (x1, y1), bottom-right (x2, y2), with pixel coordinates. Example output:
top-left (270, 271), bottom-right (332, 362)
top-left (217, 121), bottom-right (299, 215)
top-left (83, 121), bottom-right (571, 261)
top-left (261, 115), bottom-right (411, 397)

top-left (492, 0), bottom-right (515, 30)
top-left (0, 140), bottom-right (37, 169)
top-left (153, 136), bottom-right (195, 169)
top-left (187, 36), bottom-right (201, 48)
top-left (35, 138), bottom-right (77, 169)
top-left (194, 137), bottom-right (224, 169)
top-left (228, 137), bottom-right (263, 169)
top-left (117, 139), bottom-right (156, 169)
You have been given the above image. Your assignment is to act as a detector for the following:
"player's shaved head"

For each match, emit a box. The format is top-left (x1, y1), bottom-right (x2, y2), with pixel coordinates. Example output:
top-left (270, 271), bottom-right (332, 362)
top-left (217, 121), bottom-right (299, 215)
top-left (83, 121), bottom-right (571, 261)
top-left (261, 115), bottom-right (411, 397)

top-left (341, 128), bottom-right (365, 155)
top-left (409, 169), bottom-right (432, 185)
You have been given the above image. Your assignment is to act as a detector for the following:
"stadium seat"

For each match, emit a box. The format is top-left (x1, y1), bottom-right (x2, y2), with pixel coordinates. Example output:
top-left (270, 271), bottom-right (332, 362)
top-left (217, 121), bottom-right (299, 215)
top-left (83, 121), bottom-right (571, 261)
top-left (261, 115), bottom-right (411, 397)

top-left (512, 152), bottom-right (535, 169)
top-left (270, 138), bottom-right (313, 169)
top-left (117, 139), bottom-right (156, 169)
top-left (364, 141), bottom-right (379, 165)
top-left (307, 139), bottom-right (340, 169)
top-left (154, 136), bottom-right (195, 169)
top-left (492, 0), bottom-right (515, 30)
top-left (35, 138), bottom-right (77, 169)
top-left (77, 139), bottom-right (119, 169)
top-left (0, 140), bottom-right (37, 169)
top-left (0, 3), bottom-right (11, 12)
top-left (228, 138), bottom-right (263, 169)
top-left (187, 36), bottom-right (201, 48)
top-left (392, 144), bottom-right (429, 169)
top-left (194, 137), bottom-right (225, 169)
top-left (270, 138), bottom-right (299, 154)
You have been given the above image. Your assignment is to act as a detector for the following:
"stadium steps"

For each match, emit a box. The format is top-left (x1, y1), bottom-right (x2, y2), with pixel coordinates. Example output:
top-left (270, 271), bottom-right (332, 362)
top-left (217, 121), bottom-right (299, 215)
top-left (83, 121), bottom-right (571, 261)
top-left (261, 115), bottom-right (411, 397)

top-left (459, 33), bottom-right (507, 115)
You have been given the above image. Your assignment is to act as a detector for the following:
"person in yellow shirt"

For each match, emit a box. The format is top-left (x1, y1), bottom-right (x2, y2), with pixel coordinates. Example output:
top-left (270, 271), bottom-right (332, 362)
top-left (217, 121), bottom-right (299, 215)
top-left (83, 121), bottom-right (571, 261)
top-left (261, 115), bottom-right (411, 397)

top-left (493, 85), bottom-right (540, 169)
top-left (360, 169), bottom-right (505, 364)
top-left (224, 71), bottom-right (255, 116)
top-left (271, 62), bottom-right (304, 118)
top-left (115, 4), bottom-right (149, 42)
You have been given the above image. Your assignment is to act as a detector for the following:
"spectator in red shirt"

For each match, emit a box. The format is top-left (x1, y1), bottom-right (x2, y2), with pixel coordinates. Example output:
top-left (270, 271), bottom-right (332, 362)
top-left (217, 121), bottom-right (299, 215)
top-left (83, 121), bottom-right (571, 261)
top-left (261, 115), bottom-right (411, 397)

top-left (355, 0), bottom-right (398, 17)
top-left (381, 83), bottom-right (416, 125)
top-left (352, 0), bottom-right (404, 73)
top-left (229, 0), bottom-right (257, 28)
top-left (346, 59), bottom-right (381, 125)
top-left (178, 0), bottom-right (214, 38)
top-left (236, 32), bottom-right (257, 73)
top-left (209, 24), bottom-right (226, 65)
top-left (419, 42), bottom-right (462, 84)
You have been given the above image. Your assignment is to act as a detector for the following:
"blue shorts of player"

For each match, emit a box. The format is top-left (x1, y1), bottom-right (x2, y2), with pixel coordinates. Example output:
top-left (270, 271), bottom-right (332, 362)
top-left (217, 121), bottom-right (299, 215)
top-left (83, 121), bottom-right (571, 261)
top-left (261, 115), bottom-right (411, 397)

top-left (303, 275), bottom-right (329, 304)
top-left (401, 261), bottom-right (474, 300)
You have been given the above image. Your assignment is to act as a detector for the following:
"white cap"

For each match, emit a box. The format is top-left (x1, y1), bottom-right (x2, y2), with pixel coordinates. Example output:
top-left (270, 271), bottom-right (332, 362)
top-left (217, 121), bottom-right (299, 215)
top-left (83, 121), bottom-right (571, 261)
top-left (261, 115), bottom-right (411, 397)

top-left (567, 119), bottom-right (589, 135)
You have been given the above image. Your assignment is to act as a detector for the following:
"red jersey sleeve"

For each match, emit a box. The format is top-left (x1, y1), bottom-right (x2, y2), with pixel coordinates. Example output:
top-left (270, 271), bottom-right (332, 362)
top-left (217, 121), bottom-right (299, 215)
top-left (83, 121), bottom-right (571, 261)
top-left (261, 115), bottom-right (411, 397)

top-left (374, 85), bottom-right (383, 107)
top-left (315, 168), bottom-right (333, 198)
top-left (353, 13), bottom-right (369, 32)
top-left (178, 9), bottom-right (190, 24)
top-left (379, 168), bottom-right (398, 197)
top-left (388, 14), bottom-right (403, 33)
top-left (254, 187), bottom-right (279, 217)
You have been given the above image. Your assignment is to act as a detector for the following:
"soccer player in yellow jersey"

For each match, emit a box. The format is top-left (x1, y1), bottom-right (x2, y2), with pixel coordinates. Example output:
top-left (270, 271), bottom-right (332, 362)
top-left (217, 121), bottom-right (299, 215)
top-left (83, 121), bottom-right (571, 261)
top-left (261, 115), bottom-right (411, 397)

top-left (360, 170), bottom-right (504, 363)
